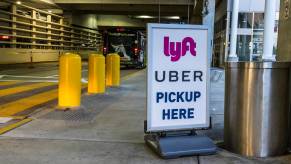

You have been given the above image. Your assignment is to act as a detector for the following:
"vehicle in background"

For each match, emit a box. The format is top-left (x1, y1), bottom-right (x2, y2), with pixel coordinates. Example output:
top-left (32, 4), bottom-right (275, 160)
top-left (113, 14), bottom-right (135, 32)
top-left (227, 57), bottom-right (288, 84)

top-left (102, 27), bottom-right (146, 68)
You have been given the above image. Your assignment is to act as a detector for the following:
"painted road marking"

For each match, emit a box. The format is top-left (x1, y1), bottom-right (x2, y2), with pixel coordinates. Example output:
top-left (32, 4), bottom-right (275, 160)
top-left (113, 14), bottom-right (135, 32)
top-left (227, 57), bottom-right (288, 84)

top-left (0, 70), bottom-right (141, 117)
top-left (0, 89), bottom-right (58, 116)
top-left (0, 118), bottom-right (32, 135)
top-left (0, 117), bottom-right (13, 123)
top-left (121, 70), bottom-right (144, 81)
top-left (0, 84), bottom-right (87, 117)
top-left (0, 69), bottom-right (141, 134)
top-left (0, 82), bottom-right (56, 97)
top-left (0, 81), bottom-right (19, 86)
top-left (1, 75), bottom-right (58, 79)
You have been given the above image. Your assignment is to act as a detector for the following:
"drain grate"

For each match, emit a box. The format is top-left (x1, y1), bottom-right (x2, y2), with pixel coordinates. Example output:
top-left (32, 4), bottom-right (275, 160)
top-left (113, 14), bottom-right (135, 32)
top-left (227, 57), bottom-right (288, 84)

top-left (41, 108), bottom-right (97, 122)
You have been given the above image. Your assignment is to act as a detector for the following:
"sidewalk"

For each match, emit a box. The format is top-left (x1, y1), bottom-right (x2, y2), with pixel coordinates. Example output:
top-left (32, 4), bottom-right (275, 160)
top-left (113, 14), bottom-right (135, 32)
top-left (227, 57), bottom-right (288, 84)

top-left (0, 69), bottom-right (290, 164)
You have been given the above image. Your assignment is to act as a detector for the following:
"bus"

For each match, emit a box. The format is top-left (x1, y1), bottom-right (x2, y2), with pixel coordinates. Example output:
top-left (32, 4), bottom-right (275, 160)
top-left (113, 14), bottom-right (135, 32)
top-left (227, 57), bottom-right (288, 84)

top-left (102, 28), bottom-right (146, 68)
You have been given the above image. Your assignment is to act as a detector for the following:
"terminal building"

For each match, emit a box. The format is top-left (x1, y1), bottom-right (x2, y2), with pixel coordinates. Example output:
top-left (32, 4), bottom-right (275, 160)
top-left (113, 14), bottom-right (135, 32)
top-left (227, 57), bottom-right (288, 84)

top-left (213, 0), bottom-right (280, 67)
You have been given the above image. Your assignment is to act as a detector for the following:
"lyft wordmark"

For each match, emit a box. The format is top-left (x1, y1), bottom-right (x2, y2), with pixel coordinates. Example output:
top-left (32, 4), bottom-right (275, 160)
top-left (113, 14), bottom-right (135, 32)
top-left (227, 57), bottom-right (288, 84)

top-left (163, 36), bottom-right (197, 62)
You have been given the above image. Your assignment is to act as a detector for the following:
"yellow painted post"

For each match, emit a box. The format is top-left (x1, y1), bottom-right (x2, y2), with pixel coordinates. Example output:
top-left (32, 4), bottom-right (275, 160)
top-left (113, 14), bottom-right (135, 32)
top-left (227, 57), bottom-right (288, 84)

top-left (88, 54), bottom-right (105, 94)
top-left (58, 53), bottom-right (81, 108)
top-left (111, 53), bottom-right (120, 87)
top-left (106, 53), bottom-right (113, 86)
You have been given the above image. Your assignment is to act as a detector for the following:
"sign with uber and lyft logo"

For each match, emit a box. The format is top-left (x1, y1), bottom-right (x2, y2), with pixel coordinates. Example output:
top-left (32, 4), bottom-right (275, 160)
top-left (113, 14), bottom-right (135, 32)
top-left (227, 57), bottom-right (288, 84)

top-left (147, 24), bottom-right (209, 132)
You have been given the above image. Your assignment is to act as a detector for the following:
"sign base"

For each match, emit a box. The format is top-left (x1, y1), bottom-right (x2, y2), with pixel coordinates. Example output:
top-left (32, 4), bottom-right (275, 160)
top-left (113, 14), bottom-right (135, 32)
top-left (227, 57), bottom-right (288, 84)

top-left (144, 133), bottom-right (217, 159)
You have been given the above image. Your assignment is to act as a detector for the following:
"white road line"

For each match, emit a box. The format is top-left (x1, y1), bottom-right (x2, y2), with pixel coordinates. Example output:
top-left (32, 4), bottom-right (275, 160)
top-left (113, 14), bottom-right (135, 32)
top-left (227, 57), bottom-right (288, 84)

top-left (1, 75), bottom-right (58, 79)
top-left (0, 79), bottom-right (88, 83)
top-left (45, 69), bottom-right (87, 78)
top-left (0, 79), bottom-right (58, 83)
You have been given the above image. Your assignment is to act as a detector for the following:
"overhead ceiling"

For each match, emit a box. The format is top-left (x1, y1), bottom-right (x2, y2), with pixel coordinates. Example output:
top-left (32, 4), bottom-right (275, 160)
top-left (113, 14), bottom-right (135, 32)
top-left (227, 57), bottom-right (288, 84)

top-left (3, 0), bottom-right (59, 9)
top-left (56, 0), bottom-right (203, 21)
top-left (54, 0), bottom-right (198, 5)
top-left (2, 0), bottom-right (204, 22)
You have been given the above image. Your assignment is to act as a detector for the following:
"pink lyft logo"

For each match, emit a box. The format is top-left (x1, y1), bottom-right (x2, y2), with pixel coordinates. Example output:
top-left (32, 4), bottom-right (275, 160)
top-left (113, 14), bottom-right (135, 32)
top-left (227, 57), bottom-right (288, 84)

top-left (163, 36), bottom-right (197, 62)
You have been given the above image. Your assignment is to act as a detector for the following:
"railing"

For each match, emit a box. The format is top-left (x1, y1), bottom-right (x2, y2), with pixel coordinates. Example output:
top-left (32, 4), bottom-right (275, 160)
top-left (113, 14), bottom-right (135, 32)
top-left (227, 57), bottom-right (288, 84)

top-left (0, 1), bottom-right (102, 51)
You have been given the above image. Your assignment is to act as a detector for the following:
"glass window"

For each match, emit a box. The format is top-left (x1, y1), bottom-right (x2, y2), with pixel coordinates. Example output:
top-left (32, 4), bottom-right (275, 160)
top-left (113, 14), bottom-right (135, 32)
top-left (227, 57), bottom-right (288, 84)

top-left (252, 30), bottom-right (264, 56)
top-left (238, 13), bottom-right (252, 28)
top-left (237, 35), bottom-right (252, 61)
top-left (253, 13), bottom-right (264, 29)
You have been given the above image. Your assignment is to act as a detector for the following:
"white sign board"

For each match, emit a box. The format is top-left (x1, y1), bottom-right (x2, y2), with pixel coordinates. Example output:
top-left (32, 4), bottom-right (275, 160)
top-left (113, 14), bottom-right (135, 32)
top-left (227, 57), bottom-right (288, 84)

top-left (147, 24), bottom-right (209, 132)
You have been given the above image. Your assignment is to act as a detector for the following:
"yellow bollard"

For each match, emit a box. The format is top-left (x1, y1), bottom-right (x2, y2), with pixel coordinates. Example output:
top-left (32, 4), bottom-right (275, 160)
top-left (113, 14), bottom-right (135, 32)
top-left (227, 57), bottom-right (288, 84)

top-left (58, 53), bottom-right (81, 108)
top-left (111, 53), bottom-right (120, 86)
top-left (106, 53), bottom-right (113, 86)
top-left (88, 54), bottom-right (105, 94)
top-left (106, 53), bottom-right (120, 87)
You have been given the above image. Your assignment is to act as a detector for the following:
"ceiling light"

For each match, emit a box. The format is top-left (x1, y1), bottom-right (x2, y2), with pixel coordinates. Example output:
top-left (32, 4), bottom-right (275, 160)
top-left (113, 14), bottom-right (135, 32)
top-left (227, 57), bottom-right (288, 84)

top-left (135, 15), bottom-right (154, 19)
top-left (16, 1), bottom-right (21, 5)
top-left (39, 0), bottom-right (55, 4)
top-left (166, 16), bottom-right (180, 20)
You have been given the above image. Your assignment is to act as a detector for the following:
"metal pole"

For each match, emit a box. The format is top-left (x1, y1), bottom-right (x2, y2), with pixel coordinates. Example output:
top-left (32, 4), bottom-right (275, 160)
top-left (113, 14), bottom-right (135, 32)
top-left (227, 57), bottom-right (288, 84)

top-left (187, 0), bottom-right (190, 24)
top-left (158, 0), bottom-right (161, 23)
top-left (228, 0), bottom-right (239, 61)
top-left (262, 0), bottom-right (276, 61)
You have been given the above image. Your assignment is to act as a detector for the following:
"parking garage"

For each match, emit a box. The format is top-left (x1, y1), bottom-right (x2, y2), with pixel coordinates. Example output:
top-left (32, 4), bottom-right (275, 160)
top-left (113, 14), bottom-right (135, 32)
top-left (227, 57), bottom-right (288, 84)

top-left (0, 0), bottom-right (291, 163)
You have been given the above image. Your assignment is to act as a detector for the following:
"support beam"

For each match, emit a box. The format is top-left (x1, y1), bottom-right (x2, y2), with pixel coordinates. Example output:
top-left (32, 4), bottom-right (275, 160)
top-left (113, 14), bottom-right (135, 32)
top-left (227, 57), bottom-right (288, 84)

top-left (262, 0), bottom-right (276, 61)
top-left (228, 0), bottom-right (239, 61)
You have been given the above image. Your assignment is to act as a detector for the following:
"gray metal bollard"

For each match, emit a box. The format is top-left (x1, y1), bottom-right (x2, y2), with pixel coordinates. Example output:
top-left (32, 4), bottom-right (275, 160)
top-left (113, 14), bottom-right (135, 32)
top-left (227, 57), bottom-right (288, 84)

top-left (224, 62), bottom-right (291, 157)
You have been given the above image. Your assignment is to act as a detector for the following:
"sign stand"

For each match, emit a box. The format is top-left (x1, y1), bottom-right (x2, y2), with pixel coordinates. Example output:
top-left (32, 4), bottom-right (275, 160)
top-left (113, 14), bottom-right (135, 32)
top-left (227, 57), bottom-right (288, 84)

top-left (144, 120), bottom-right (217, 159)
top-left (146, 24), bottom-right (217, 159)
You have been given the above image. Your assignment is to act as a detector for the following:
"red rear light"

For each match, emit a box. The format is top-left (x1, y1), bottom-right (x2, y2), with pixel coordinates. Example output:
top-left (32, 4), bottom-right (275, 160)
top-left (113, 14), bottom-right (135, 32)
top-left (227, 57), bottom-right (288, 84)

top-left (0, 35), bottom-right (10, 40)
top-left (116, 28), bottom-right (125, 32)
top-left (103, 47), bottom-right (107, 54)
top-left (133, 48), bottom-right (139, 54)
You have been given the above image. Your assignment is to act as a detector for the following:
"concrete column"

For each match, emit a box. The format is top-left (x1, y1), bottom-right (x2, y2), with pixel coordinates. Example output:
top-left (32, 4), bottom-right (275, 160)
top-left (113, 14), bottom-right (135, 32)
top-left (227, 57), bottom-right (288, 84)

top-left (228, 0), bottom-right (239, 61)
top-left (60, 18), bottom-right (64, 47)
top-left (32, 10), bottom-right (37, 48)
top-left (262, 0), bottom-right (276, 61)
top-left (47, 15), bottom-right (52, 46)
top-left (11, 5), bottom-right (17, 48)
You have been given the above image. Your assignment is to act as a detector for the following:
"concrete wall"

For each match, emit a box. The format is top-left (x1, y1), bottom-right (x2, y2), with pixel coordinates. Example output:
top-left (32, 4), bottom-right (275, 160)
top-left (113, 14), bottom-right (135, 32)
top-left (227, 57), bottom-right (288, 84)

top-left (96, 15), bottom-right (145, 27)
top-left (0, 49), bottom-right (97, 64)
top-left (72, 14), bottom-right (98, 29)
top-left (66, 14), bottom-right (146, 28)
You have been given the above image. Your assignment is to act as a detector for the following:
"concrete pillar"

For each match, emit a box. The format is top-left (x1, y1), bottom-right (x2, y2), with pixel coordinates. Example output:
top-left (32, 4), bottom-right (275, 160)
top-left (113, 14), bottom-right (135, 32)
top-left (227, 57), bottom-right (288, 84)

top-left (60, 18), bottom-right (64, 47)
top-left (262, 0), bottom-right (276, 61)
top-left (31, 10), bottom-right (37, 49)
top-left (47, 15), bottom-right (52, 46)
top-left (11, 5), bottom-right (17, 48)
top-left (228, 0), bottom-right (239, 61)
